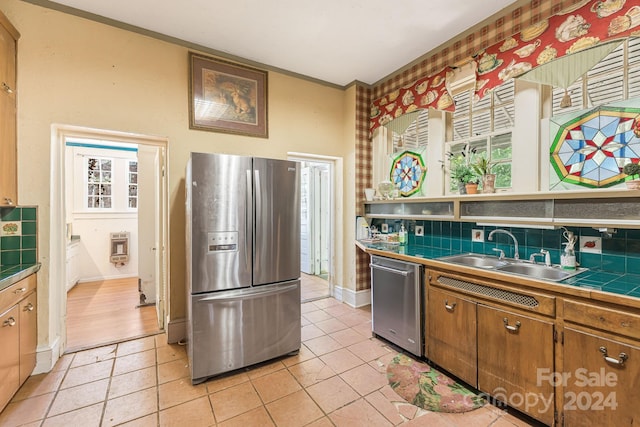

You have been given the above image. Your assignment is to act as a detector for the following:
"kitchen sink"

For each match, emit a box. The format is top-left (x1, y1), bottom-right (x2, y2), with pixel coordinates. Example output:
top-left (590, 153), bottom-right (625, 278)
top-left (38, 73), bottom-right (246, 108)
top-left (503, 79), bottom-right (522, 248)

top-left (494, 263), bottom-right (585, 282)
top-left (436, 254), bottom-right (509, 269)
top-left (436, 253), bottom-right (587, 282)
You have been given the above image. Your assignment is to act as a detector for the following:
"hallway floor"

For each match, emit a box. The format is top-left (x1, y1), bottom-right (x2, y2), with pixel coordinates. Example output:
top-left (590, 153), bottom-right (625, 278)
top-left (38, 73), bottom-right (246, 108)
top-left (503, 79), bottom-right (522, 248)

top-left (300, 273), bottom-right (330, 301)
top-left (66, 278), bottom-right (160, 352)
top-left (1, 297), bottom-right (540, 426)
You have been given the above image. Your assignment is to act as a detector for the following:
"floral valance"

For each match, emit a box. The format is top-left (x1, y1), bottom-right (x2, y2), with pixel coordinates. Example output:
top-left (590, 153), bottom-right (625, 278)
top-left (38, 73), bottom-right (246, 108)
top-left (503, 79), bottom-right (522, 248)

top-left (369, 67), bottom-right (454, 134)
top-left (370, 0), bottom-right (640, 136)
top-left (475, 0), bottom-right (640, 98)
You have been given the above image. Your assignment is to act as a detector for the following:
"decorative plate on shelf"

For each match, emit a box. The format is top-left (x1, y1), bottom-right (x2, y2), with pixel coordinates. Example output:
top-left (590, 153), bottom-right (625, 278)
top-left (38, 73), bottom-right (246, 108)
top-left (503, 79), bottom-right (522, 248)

top-left (390, 150), bottom-right (426, 197)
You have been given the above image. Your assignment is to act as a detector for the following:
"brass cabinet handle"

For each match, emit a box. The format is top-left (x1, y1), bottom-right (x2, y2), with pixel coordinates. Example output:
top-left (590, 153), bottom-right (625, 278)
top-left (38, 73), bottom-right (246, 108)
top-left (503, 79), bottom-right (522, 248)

top-left (599, 346), bottom-right (628, 366)
top-left (444, 300), bottom-right (457, 311)
top-left (3, 197), bottom-right (14, 206)
top-left (3, 317), bottom-right (16, 327)
top-left (503, 317), bottom-right (521, 332)
top-left (14, 287), bottom-right (26, 294)
top-left (24, 303), bottom-right (34, 312)
top-left (2, 82), bottom-right (13, 94)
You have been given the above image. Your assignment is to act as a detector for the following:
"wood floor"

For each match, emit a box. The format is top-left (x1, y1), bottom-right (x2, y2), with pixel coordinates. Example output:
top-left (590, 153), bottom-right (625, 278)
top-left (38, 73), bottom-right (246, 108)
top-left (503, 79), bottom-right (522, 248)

top-left (66, 277), bottom-right (161, 353)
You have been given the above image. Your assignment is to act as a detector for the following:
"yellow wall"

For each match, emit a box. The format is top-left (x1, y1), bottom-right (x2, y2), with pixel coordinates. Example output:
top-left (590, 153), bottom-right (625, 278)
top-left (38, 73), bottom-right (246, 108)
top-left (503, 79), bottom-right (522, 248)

top-left (1, 0), bottom-right (355, 350)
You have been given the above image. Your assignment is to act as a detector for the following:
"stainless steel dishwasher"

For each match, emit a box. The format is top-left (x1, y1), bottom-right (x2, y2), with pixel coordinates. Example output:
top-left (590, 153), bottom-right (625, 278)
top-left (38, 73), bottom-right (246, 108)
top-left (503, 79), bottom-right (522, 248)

top-left (370, 255), bottom-right (423, 357)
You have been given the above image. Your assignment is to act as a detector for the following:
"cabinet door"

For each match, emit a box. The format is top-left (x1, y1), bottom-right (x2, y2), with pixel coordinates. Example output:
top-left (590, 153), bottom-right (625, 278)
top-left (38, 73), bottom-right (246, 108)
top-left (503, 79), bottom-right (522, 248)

top-left (0, 305), bottom-right (20, 412)
top-left (563, 328), bottom-right (640, 427)
top-left (0, 90), bottom-right (17, 206)
top-left (477, 305), bottom-right (555, 426)
top-left (427, 287), bottom-right (477, 386)
top-left (0, 21), bottom-right (16, 95)
top-left (19, 292), bottom-right (37, 384)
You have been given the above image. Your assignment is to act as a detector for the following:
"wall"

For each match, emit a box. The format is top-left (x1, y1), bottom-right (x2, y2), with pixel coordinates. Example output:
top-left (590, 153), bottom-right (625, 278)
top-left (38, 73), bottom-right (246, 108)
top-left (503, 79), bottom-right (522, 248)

top-left (67, 145), bottom-right (139, 282)
top-left (1, 0), bottom-right (354, 365)
top-left (72, 218), bottom-right (138, 282)
top-left (373, 218), bottom-right (640, 277)
top-left (0, 206), bottom-right (37, 265)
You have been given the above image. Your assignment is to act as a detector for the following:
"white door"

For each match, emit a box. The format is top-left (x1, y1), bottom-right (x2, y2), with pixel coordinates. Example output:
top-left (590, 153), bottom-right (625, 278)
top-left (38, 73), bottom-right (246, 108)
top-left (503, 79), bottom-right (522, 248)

top-left (319, 168), bottom-right (330, 275)
top-left (137, 145), bottom-right (164, 326)
top-left (300, 166), bottom-right (312, 274)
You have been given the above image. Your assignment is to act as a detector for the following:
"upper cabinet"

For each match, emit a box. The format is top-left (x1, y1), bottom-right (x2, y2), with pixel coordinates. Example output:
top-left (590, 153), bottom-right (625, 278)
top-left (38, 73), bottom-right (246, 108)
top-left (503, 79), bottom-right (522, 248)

top-left (0, 11), bottom-right (19, 207)
top-left (364, 190), bottom-right (640, 229)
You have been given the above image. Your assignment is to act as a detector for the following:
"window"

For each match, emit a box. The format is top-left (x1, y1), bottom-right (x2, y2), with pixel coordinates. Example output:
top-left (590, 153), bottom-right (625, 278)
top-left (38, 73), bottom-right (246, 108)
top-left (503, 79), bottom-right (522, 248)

top-left (128, 161), bottom-right (138, 209)
top-left (445, 80), bottom-right (514, 193)
top-left (69, 140), bottom-right (138, 213)
top-left (390, 109), bottom-right (429, 152)
top-left (87, 157), bottom-right (112, 209)
top-left (552, 38), bottom-right (640, 115)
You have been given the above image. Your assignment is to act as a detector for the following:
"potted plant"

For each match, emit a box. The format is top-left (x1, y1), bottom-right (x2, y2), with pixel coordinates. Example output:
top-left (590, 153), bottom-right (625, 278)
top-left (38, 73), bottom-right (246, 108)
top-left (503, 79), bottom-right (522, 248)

top-left (623, 163), bottom-right (640, 189)
top-left (472, 156), bottom-right (496, 193)
top-left (449, 156), bottom-right (479, 194)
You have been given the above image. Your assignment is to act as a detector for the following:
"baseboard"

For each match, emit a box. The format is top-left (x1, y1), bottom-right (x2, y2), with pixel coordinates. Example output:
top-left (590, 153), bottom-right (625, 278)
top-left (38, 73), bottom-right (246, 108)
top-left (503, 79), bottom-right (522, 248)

top-left (77, 274), bottom-right (138, 284)
top-left (33, 336), bottom-right (61, 375)
top-left (335, 286), bottom-right (371, 308)
top-left (166, 317), bottom-right (186, 344)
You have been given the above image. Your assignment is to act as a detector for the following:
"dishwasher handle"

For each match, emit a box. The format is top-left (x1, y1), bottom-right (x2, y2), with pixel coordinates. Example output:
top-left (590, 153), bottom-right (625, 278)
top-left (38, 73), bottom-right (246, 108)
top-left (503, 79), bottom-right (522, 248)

top-left (370, 263), bottom-right (410, 277)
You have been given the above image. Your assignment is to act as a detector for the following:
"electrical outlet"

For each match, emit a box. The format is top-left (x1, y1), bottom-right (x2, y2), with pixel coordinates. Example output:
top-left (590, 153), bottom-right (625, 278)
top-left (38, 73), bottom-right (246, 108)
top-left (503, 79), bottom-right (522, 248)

top-left (415, 225), bottom-right (424, 236)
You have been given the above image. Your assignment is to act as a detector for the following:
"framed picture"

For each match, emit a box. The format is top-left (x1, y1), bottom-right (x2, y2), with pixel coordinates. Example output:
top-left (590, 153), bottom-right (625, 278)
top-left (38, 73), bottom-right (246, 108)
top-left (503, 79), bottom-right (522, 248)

top-left (189, 52), bottom-right (268, 138)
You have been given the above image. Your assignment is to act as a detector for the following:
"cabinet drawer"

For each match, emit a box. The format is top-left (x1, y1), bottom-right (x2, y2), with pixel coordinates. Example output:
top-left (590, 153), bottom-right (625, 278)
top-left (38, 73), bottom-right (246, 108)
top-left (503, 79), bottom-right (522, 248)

top-left (564, 299), bottom-right (640, 340)
top-left (0, 274), bottom-right (37, 312)
top-left (429, 269), bottom-right (556, 316)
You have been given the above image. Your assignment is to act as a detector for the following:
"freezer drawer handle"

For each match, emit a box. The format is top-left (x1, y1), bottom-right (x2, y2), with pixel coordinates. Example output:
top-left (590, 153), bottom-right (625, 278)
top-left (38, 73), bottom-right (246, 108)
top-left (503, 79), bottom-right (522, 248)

top-left (444, 300), bottom-right (457, 311)
top-left (198, 283), bottom-right (298, 303)
top-left (369, 264), bottom-right (410, 277)
top-left (599, 346), bottom-right (628, 366)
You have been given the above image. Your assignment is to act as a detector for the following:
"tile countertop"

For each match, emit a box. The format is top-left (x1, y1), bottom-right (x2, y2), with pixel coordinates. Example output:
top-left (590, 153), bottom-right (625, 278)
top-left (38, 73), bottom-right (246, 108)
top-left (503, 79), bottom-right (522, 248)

top-left (356, 240), bottom-right (640, 305)
top-left (0, 263), bottom-right (41, 292)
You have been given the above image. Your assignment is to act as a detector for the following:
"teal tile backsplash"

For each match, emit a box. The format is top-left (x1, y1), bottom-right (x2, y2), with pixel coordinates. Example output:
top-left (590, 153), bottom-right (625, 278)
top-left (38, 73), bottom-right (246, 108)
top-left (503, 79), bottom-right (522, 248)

top-left (371, 218), bottom-right (640, 275)
top-left (0, 207), bottom-right (38, 266)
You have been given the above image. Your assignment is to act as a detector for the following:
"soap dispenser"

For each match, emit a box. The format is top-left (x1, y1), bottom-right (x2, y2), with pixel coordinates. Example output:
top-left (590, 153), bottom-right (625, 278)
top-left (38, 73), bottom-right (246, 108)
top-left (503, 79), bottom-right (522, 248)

top-left (399, 224), bottom-right (407, 245)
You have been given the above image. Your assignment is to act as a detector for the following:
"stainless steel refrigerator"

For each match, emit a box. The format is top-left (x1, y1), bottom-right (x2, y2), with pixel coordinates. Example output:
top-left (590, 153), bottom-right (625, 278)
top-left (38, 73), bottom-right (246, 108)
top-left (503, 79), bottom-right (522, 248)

top-left (185, 152), bottom-right (301, 384)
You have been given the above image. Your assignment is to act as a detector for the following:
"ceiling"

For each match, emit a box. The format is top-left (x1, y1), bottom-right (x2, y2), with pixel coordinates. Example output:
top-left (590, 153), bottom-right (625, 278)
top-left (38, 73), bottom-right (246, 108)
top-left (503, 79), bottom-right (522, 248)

top-left (45, 0), bottom-right (520, 87)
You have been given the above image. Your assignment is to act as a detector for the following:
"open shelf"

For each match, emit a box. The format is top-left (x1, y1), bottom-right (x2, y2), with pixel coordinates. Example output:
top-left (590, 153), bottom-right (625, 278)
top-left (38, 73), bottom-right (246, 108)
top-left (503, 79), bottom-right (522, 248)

top-left (364, 189), bottom-right (640, 228)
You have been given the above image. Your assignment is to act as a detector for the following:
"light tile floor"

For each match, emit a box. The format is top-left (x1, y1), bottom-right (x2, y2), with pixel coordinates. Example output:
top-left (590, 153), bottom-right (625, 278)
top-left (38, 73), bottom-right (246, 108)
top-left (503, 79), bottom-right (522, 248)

top-left (1, 297), bottom-right (541, 427)
top-left (300, 273), bottom-right (330, 302)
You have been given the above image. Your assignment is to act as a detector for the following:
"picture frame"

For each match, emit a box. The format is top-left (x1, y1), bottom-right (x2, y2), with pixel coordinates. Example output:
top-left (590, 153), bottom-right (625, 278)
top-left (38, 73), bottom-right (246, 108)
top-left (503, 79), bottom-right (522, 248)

top-left (189, 52), bottom-right (268, 138)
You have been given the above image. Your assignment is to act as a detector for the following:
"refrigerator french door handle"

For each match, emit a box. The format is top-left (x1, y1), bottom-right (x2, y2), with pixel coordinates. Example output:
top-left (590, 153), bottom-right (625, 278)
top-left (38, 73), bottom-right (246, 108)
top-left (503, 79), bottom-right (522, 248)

top-left (197, 283), bottom-right (299, 303)
top-left (254, 169), bottom-right (262, 263)
top-left (246, 169), bottom-right (252, 272)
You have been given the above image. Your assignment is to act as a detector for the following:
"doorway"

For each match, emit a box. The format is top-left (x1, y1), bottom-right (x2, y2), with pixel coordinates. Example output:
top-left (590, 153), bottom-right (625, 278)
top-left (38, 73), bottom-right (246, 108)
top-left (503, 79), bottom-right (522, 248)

top-left (293, 156), bottom-right (334, 302)
top-left (54, 128), bottom-right (167, 353)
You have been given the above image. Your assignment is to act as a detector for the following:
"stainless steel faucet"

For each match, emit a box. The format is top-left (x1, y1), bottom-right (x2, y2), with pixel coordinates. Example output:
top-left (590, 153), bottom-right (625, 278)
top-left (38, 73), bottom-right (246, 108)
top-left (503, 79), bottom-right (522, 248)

top-left (530, 249), bottom-right (551, 266)
top-left (488, 229), bottom-right (520, 260)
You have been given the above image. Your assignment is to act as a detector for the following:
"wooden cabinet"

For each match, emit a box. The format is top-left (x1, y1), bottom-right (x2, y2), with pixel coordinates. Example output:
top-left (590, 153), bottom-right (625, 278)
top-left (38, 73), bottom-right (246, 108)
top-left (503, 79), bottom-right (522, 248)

top-left (427, 268), bottom-right (556, 425)
top-left (0, 274), bottom-right (37, 413)
top-left (477, 305), bottom-right (555, 426)
top-left (562, 328), bottom-right (640, 427)
top-left (19, 291), bottom-right (37, 384)
top-left (0, 304), bottom-right (20, 412)
top-left (0, 11), bottom-right (19, 207)
top-left (427, 286), bottom-right (477, 386)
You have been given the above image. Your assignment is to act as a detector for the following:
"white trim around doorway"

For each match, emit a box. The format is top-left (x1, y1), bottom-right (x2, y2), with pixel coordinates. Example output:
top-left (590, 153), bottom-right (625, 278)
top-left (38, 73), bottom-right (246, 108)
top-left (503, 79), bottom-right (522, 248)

top-left (39, 124), bottom-right (170, 374)
top-left (287, 152), bottom-right (342, 301)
